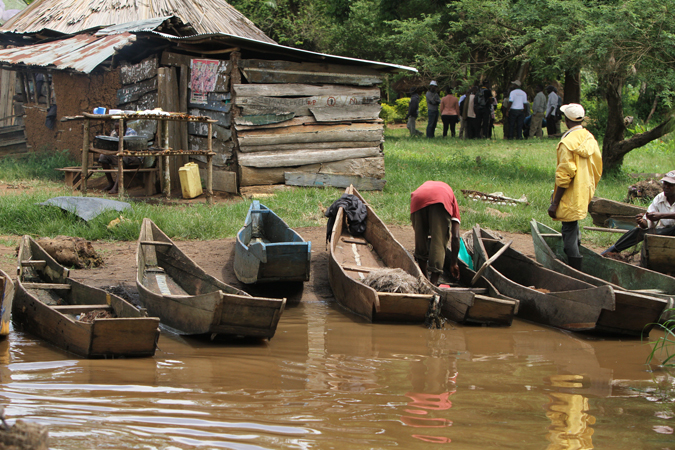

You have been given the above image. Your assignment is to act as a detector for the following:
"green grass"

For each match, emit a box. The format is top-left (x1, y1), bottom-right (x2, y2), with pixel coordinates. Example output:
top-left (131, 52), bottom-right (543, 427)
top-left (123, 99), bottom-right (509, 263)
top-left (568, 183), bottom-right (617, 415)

top-left (0, 122), bottom-right (670, 248)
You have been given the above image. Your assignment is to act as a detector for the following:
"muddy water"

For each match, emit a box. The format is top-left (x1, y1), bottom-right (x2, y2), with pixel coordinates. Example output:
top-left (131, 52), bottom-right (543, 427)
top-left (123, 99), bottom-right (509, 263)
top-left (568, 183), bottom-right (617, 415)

top-left (0, 299), bottom-right (672, 450)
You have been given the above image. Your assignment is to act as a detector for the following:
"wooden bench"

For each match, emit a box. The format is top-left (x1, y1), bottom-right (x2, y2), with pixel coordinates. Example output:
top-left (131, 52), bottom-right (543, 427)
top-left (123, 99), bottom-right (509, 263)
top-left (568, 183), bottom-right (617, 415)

top-left (56, 166), bottom-right (159, 196)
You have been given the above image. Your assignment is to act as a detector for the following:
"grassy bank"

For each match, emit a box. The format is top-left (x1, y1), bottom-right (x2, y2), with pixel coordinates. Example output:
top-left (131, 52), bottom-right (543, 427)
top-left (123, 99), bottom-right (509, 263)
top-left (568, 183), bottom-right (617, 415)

top-left (0, 125), bottom-right (671, 246)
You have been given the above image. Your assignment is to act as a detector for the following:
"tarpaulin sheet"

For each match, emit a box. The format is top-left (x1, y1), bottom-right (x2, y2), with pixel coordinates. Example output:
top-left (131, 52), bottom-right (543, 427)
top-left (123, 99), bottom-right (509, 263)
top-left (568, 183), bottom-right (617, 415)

top-left (40, 197), bottom-right (131, 222)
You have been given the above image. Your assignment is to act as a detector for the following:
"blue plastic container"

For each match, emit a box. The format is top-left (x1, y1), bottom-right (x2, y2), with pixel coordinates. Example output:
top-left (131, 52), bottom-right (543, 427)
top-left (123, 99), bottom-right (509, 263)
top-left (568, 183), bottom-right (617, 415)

top-left (93, 107), bottom-right (106, 114)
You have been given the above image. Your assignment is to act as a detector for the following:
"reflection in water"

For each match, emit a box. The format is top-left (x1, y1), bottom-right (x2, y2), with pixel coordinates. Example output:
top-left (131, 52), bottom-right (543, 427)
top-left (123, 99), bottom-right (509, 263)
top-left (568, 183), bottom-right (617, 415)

top-left (545, 375), bottom-right (596, 450)
top-left (0, 302), bottom-right (671, 448)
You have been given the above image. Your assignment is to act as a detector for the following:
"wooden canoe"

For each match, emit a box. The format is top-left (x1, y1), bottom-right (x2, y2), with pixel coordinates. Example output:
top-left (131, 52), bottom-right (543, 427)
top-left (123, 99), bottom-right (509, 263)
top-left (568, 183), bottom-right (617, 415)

top-left (234, 200), bottom-right (311, 284)
top-left (435, 248), bottom-right (519, 326)
top-left (327, 185), bottom-right (437, 322)
top-left (473, 225), bottom-right (660, 337)
top-left (13, 235), bottom-right (160, 358)
top-left (0, 269), bottom-right (14, 337)
top-left (642, 234), bottom-right (675, 275)
top-left (137, 218), bottom-right (286, 338)
top-left (531, 220), bottom-right (671, 323)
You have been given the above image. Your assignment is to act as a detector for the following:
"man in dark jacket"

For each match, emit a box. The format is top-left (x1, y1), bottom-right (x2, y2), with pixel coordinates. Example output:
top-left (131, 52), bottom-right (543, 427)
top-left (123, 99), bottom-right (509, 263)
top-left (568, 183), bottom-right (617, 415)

top-left (406, 87), bottom-right (423, 136)
top-left (426, 81), bottom-right (441, 138)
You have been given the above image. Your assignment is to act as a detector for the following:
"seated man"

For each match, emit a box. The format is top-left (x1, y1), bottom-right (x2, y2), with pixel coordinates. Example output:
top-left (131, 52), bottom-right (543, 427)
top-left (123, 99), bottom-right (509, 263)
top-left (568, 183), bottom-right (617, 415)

top-left (602, 170), bottom-right (675, 255)
top-left (410, 181), bottom-right (461, 285)
top-left (98, 125), bottom-right (142, 194)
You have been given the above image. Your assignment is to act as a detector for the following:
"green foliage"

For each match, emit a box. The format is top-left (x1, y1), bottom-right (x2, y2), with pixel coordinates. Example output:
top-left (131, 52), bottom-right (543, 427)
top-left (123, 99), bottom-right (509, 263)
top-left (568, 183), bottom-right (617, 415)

top-left (0, 150), bottom-right (77, 182)
top-left (394, 97), bottom-right (410, 117)
top-left (379, 103), bottom-right (398, 124)
top-left (646, 310), bottom-right (675, 367)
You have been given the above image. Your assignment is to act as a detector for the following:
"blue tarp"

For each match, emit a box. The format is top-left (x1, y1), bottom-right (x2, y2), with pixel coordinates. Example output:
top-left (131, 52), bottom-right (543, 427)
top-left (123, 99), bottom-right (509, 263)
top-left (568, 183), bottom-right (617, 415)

top-left (40, 197), bottom-right (131, 222)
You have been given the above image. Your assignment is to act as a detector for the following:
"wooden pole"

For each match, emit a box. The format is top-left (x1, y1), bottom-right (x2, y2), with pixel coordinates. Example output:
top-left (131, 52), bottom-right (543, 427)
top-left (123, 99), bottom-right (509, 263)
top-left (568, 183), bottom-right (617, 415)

top-left (471, 240), bottom-right (513, 285)
top-left (117, 117), bottom-right (124, 199)
top-left (163, 119), bottom-right (170, 199)
top-left (583, 226), bottom-right (628, 234)
top-left (81, 118), bottom-right (89, 196)
top-left (207, 122), bottom-right (213, 205)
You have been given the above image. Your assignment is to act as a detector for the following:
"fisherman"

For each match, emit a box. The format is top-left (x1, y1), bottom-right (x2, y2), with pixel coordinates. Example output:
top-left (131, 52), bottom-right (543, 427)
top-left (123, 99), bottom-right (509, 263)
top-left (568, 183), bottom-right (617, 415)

top-left (547, 103), bottom-right (602, 270)
top-left (602, 170), bottom-right (675, 255)
top-left (410, 181), bottom-right (461, 285)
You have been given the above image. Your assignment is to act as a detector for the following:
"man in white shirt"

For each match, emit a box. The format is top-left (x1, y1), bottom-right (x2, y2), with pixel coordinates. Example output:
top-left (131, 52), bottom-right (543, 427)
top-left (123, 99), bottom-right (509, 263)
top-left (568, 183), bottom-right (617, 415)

top-left (507, 80), bottom-right (528, 139)
top-left (602, 170), bottom-right (675, 255)
top-left (546, 85), bottom-right (559, 137)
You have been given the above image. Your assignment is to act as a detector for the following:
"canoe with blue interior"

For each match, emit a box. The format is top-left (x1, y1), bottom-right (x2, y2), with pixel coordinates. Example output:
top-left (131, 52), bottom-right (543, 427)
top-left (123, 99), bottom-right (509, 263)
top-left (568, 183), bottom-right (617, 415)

top-left (234, 200), bottom-right (311, 284)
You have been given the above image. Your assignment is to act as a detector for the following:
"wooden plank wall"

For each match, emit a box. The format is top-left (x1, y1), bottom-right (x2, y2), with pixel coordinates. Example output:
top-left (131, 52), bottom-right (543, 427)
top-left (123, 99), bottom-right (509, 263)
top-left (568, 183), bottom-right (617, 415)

top-left (234, 59), bottom-right (385, 189)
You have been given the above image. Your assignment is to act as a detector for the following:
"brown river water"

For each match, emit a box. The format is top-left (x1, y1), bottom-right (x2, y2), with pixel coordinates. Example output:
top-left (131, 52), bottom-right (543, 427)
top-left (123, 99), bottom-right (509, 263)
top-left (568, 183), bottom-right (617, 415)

top-left (0, 226), bottom-right (673, 449)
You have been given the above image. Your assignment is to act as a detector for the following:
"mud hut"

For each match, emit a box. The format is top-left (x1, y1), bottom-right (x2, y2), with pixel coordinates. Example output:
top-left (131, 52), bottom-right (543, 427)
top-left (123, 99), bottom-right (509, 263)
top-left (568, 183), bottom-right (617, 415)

top-left (0, 0), bottom-right (415, 193)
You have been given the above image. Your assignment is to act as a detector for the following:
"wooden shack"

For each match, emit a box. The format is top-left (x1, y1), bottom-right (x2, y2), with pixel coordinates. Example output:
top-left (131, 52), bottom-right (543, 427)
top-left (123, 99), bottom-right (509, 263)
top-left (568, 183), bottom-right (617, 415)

top-left (0, 1), bottom-right (415, 193)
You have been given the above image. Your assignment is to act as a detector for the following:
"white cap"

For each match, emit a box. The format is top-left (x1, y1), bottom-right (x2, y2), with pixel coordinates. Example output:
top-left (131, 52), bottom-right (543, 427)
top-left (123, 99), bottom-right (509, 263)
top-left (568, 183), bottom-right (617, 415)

top-left (661, 170), bottom-right (675, 184)
top-left (430, 80), bottom-right (438, 86)
top-left (560, 103), bottom-right (585, 122)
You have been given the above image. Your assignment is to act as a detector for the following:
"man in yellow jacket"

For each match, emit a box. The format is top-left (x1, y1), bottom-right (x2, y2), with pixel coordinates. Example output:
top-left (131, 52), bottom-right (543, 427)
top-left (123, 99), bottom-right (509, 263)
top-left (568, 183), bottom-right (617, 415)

top-left (547, 103), bottom-right (602, 270)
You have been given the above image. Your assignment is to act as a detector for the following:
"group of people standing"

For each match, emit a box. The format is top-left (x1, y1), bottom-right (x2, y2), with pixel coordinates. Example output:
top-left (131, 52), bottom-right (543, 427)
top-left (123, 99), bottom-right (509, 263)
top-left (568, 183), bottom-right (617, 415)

top-left (406, 80), bottom-right (563, 140)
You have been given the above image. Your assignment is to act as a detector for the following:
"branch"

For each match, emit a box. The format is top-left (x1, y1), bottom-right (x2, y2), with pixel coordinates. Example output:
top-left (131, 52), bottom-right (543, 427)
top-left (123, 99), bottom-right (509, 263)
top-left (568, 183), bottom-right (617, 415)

top-left (613, 116), bottom-right (675, 159)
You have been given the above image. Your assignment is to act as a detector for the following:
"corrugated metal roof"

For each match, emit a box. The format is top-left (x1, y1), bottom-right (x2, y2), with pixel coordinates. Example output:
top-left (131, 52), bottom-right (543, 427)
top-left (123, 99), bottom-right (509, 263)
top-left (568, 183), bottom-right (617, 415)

top-left (0, 33), bottom-right (136, 73)
top-left (1, 0), bottom-right (275, 44)
top-left (94, 17), bottom-right (173, 36)
top-left (151, 31), bottom-right (418, 73)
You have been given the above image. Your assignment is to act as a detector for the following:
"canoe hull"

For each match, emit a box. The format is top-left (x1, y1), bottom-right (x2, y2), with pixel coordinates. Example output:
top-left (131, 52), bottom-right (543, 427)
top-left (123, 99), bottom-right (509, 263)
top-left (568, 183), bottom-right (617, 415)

top-left (13, 236), bottom-right (159, 358)
top-left (137, 218), bottom-right (286, 338)
top-left (0, 270), bottom-right (14, 337)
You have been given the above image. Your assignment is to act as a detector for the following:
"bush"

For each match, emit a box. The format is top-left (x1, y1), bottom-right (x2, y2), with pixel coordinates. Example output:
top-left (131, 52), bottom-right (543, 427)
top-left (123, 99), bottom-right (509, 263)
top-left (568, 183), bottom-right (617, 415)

top-left (495, 102), bottom-right (503, 123)
top-left (380, 103), bottom-right (398, 124)
top-left (394, 98), bottom-right (410, 118)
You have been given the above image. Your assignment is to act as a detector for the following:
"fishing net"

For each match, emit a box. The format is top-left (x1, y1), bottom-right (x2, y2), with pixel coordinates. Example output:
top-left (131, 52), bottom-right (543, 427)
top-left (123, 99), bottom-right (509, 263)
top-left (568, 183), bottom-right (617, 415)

top-left (362, 268), bottom-right (434, 294)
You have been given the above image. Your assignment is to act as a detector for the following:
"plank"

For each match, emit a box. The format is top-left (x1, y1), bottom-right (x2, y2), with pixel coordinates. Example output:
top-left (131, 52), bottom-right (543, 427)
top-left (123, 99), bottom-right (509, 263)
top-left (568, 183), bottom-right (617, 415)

top-left (240, 59), bottom-right (382, 86)
top-left (52, 304), bottom-right (113, 314)
top-left (284, 172), bottom-right (386, 190)
top-left (237, 113), bottom-right (295, 126)
top-left (120, 55), bottom-right (158, 85)
top-left (234, 116), bottom-right (317, 130)
top-left (238, 147), bottom-right (382, 168)
top-left (161, 51), bottom-right (193, 68)
top-left (240, 140), bottom-right (380, 153)
top-left (310, 104), bottom-right (381, 122)
top-left (188, 92), bottom-right (232, 112)
top-left (239, 156), bottom-right (385, 186)
top-left (199, 168), bottom-right (237, 193)
top-left (188, 135), bottom-right (233, 165)
top-left (188, 108), bottom-right (230, 127)
top-left (583, 226), bottom-right (628, 234)
top-left (234, 84), bottom-right (380, 98)
top-left (238, 130), bottom-right (382, 147)
top-left (117, 91), bottom-right (158, 112)
top-left (21, 260), bottom-right (46, 269)
top-left (188, 122), bottom-right (232, 140)
top-left (235, 94), bottom-right (380, 117)
top-left (117, 77), bottom-right (158, 104)
top-left (140, 240), bottom-right (173, 246)
top-left (22, 283), bottom-right (70, 290)
top-left (588, 197), bottom-right (646, 216)
top-left (643, 234), bottom-right (675, 273)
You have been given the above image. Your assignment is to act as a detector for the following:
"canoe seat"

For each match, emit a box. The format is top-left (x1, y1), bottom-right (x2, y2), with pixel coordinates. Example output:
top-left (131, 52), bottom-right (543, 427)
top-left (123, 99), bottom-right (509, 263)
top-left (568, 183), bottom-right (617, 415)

top-left (53, 304), bottom-right (112, 314)
top-left (22, 282), bottom-right (70, 290)
top-left (145, 267), bottom-right (165, 273)
top-left (342, 264), bottom-right (382, 273)
top-left (140, 240), bottom-right (172, 247)
top-left (21, 260), bottom-right (47, 269)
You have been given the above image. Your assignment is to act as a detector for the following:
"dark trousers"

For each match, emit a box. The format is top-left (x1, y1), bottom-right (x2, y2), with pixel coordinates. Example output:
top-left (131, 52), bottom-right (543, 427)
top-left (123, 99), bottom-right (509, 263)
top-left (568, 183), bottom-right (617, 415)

top-left (477, 108), bottom-right (491, 138)
top-left (509, 109), bottom-right (525, 139)
top-left (427, 110), bottom-right (439, 138)
top-left (467, 117), bottom-right (480, 139)
top-left (547, 114), bottom-right (558, 137)
top-left (411, 204), bottom-right (452, 274)
top-left (441, 115), bottom-right (459, 137)
top-left (561, 221), bottom-right (581, 258)
top-left (613, 225), bottom-right (675, 252)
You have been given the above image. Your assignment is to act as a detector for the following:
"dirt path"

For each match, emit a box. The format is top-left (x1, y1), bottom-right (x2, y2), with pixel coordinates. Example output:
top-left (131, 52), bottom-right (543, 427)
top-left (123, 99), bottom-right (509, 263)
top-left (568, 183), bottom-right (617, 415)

top-left (0, 225), bottom-right (537, 305)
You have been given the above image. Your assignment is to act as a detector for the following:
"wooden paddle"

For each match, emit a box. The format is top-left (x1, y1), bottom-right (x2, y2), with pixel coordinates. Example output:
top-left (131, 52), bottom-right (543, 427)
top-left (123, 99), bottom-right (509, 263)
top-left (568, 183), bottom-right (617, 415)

top-left (471, 239), bottom-right (513, 285)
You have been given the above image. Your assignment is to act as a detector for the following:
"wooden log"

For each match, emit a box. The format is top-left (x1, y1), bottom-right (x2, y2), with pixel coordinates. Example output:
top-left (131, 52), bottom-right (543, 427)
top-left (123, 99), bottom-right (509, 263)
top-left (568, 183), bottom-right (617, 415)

top-left (120, 55), bottom-right (158, 85)
top-left (240, 140), bottom-right (381, 153)
top-left (310, 104), bottom-right (381, 122)
top-left (284, 172), bottom-right (386, 190)
top-left (236, 94), bottom-right (380, 117)
top-left (239, 156), bottom-right (385, 186)
top-left (238, 147), bottom-right (382, 169)
top-left (117, 77), bottom-right (157, 104)
top-left (233, 83), bottom-right (380, 98)
top-left (239, 59), bottom-right (382, 86)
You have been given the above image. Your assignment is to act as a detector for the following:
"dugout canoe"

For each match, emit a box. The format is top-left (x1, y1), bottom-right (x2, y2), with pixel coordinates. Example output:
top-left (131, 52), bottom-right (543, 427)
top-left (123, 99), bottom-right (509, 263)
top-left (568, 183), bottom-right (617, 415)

top-left (434, 247), bottom-right (519, 326)
top-left (0, 270), bottom-right (14, 337)
top-left (472, 225), bottom-right (662, 337)
top-left (328, 185), bottom-right (439, 322)
top-left (13, 235), bottom-right (160, 358)
top-left (137, 218), bottom-right (286, 338)
top-left (531, 219), bottom-right (672, 319)
top-left (642, 234), bottom-right (675, 275)
top-left (234, 200), bottom-right (311, 284)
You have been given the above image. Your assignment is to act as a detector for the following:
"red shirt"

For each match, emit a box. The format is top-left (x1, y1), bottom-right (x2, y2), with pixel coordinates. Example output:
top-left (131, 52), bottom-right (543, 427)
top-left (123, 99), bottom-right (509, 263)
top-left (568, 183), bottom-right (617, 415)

top-left (410, 181), bottom-right (461, 221)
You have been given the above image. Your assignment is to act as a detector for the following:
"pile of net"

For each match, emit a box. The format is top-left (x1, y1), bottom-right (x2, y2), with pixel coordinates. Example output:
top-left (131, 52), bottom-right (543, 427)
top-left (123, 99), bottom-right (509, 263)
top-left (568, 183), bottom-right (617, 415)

top-left (362, 268), bottom-right (434, 294)
top-left (79, 309), bottom-right (114, 323)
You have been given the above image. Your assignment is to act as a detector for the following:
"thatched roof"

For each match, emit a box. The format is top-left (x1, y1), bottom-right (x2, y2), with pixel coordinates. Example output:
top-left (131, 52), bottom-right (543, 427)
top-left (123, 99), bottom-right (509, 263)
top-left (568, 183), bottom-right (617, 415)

top-left (1, 0), bottom-right (275, 43)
